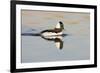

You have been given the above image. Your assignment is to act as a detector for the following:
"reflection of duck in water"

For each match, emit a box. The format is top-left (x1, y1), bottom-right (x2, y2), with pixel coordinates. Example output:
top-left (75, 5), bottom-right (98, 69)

top-left (41, 35), bottom-right (63, 50)
top-left (40, 21), bottom-right (64, 37)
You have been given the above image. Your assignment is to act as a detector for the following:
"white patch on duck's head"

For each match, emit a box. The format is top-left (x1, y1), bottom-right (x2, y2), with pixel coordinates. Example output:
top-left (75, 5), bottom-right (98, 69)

top-left (55, 21), bottom-right (64, 30)
top-left (55, 22), bottom-right (61, 29)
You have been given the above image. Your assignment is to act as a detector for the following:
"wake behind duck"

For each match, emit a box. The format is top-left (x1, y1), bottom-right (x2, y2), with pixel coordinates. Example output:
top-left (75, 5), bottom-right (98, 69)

top-left (22, 21), bottom-right (65, 37)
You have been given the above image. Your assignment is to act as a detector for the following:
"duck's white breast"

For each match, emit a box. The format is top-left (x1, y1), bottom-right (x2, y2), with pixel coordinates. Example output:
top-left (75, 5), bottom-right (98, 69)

top-left (41, 32), bottom-right (56, 36)
top-left (41, 32), bottom-right (62, 37)
top-left (42, 35), bottom-right (63, 40)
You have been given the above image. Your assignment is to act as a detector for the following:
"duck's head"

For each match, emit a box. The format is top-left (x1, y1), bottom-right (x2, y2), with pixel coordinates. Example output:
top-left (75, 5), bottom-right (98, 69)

top-left (55, 21), bottom-right (64, 30)
top-left (59, 21), bottom-right (64, 30)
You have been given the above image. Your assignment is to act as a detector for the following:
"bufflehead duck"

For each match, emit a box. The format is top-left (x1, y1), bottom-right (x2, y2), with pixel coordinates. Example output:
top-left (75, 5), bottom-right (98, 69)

top-left (41, 21), bottom-right (64, 37)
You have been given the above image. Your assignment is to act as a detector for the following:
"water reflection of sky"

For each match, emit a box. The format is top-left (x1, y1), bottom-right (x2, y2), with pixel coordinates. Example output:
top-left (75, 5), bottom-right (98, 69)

top-left (21, 10), bottom-right (90, 63)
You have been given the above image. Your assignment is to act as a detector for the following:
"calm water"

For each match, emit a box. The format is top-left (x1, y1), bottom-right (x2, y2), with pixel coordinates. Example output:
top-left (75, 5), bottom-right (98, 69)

top-left (21, 10), bottom-right (90, 63)
top-left (21, 24), bottom-right (90, 63)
